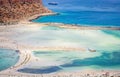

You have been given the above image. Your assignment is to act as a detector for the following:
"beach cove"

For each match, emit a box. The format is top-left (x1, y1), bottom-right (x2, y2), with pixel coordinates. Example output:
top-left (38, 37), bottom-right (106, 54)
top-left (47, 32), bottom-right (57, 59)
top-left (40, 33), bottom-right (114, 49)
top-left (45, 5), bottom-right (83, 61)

top-left (0, 0), bottom-right (120, 76)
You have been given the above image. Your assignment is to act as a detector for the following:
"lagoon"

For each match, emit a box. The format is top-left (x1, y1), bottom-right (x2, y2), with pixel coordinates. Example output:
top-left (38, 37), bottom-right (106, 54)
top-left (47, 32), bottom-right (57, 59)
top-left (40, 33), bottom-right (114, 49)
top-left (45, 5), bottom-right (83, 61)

top-left (16, 26), bottom-right (120, 74)
top-left (0, 49), bottom-right (19, 71)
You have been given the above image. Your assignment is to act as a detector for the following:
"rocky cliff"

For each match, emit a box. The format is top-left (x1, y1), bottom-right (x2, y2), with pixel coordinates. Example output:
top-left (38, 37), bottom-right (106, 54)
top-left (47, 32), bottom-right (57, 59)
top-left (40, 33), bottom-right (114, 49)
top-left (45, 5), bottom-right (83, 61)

top-left (0, 0), bottom-right (51, 24)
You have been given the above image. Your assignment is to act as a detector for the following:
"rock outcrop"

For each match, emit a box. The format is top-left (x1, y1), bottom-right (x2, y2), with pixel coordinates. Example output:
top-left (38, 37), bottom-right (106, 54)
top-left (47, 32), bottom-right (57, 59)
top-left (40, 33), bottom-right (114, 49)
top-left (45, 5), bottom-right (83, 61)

top-left (0, 0), bottom-right (51, 24)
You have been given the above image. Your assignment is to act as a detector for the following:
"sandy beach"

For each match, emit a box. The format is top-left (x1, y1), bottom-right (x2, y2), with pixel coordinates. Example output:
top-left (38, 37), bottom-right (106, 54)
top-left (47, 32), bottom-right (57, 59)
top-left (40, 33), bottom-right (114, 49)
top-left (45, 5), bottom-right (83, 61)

top-left (0, 13), bottom-right (120, 77)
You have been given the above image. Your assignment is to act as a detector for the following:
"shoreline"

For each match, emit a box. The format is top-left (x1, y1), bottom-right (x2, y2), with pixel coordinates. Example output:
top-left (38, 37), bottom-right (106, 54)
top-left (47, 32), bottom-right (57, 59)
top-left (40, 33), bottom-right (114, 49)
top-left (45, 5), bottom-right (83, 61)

top-left (19, 12), bottom-right (58, 24)
top-left (29, 12), bottom-right (59, 22)
top-left (0, 12), bottom-right (120, 30)
top-left (43, 22), bottom-right (120, 30)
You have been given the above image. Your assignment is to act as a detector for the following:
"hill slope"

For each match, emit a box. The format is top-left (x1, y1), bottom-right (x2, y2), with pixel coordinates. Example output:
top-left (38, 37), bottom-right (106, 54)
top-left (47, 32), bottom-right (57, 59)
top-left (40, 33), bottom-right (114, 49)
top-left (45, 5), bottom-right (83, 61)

top-left (0, 0), bottom-right (51, 24)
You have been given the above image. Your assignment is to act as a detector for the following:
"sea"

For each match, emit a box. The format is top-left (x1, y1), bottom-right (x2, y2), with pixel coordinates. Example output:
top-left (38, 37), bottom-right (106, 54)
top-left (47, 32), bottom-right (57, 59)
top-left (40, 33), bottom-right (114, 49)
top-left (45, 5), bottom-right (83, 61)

top-left (17, 0), bottom-right (120, 72)
top-left (33, 0), bottom-right (120, 26)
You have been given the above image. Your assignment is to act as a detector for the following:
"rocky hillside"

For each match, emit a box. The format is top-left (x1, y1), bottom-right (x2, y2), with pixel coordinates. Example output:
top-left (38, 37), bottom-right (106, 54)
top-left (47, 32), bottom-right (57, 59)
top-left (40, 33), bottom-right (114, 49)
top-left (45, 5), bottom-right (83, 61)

top-left (0, 0), bottom-right (51, 24)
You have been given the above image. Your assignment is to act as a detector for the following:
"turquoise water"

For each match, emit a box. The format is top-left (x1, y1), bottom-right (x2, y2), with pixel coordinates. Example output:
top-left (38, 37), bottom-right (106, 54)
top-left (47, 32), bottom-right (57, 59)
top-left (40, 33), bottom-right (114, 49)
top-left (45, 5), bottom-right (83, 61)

top-left (32, 0), bottom-right (120, 26)
top-left (103, 30), bottom-right (120, 38)
top-left (17, 29), bottom-right (120, 74)
top-left (33, 11), bottom-right (120, 26)
top-left (0, 49), bottom-right (19, 71)
top-left (18, 50), bottom-right (120, 74)
top-left (13, 26), bottom-right (120, 51)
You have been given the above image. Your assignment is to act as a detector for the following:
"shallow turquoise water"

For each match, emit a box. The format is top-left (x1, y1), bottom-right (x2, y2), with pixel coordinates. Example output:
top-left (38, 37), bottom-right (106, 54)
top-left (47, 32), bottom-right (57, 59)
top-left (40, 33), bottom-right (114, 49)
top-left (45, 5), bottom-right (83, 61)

top-left (13, 26), bottom-right (120, 51)
top-left (17, 29), bottom-right (120, 74)
top-left (18, 50), bottom-right (120, 74)
top-left (0, 49), bottom-right (19, 71)
top-left (103, 30), bottom-right (120, 38)
top-left (10, 26), bottom-right (120, 73)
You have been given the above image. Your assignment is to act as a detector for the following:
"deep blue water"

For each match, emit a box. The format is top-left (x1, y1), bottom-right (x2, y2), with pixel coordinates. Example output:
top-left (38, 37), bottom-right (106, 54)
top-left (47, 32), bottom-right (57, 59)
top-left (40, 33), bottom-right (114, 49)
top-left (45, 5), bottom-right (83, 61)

top-left (33, 0), bottom-right (120, 26)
